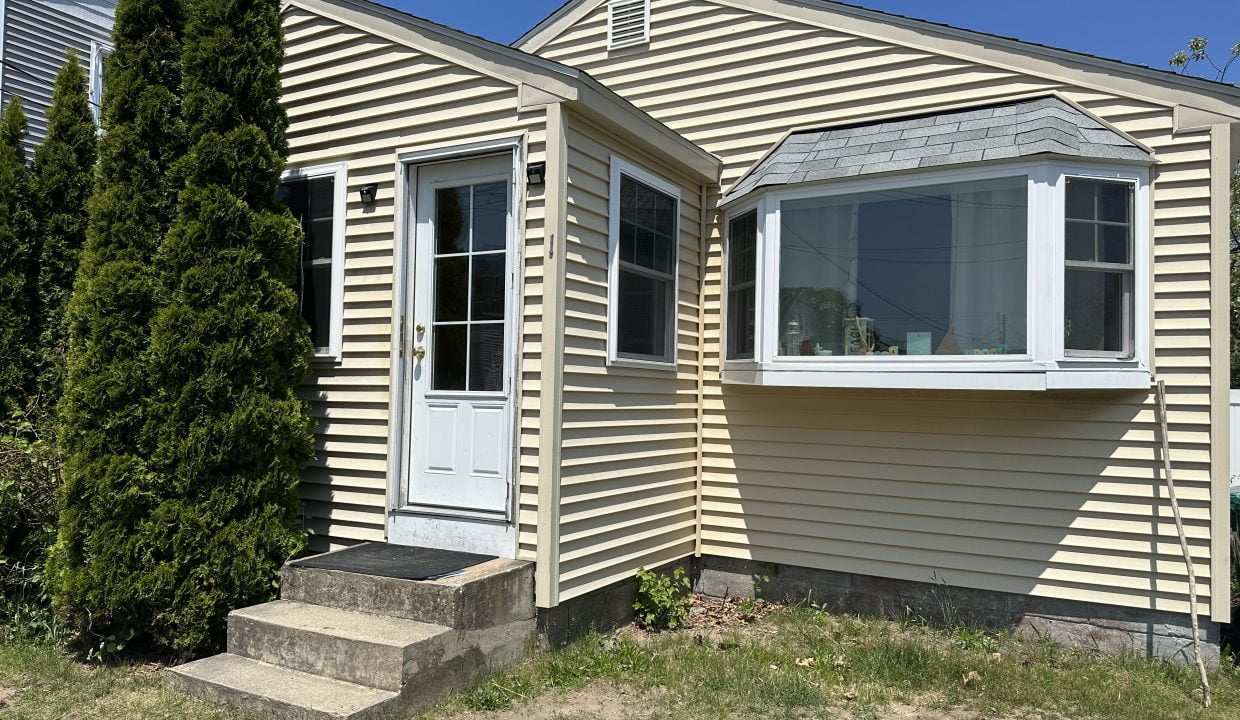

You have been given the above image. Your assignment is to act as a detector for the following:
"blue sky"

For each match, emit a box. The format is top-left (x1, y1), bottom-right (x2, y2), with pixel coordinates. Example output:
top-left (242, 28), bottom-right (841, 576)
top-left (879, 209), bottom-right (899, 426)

top-left (387, 0), bottom-right (1240, 83)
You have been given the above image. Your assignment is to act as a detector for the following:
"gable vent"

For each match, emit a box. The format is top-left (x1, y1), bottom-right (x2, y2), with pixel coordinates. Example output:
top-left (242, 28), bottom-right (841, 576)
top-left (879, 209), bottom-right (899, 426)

top-left (608, 0), bottom-right (650, 50)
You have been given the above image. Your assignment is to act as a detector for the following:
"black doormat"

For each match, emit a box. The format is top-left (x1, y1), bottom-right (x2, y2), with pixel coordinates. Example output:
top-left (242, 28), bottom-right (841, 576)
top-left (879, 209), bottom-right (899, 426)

top-left (290, 543), bottom-right (495, 581)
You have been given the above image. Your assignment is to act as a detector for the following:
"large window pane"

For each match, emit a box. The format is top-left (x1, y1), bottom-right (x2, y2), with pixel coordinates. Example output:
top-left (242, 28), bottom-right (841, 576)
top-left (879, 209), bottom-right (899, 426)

top-left (617, 269), bottom-right (669, 359)
top-left (778, 176), bottom-right (1027, 357)
top-left (614, 171), bottom-right (677, 362)
top-left (727, 210), bottom-right (757, 359)
top-left (1065, 270), bottom-right (1125, 353)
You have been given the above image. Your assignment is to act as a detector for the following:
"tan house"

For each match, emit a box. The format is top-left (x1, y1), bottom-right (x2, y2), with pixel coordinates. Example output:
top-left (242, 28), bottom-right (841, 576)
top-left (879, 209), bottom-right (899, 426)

top-left (171, 0), bottom-right (1240, 715)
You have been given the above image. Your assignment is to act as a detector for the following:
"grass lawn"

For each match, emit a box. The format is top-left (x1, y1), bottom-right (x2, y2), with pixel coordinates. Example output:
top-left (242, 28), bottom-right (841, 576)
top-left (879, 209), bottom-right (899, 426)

top-left (1, 598), bottom-right (1237, 720)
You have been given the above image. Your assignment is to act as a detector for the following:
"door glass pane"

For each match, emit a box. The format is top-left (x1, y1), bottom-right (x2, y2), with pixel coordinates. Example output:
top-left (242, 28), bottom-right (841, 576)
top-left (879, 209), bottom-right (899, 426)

top-left (432, 325), bottom-right (467, 391)
top-left (436, 187), bottom-right (470, 254)
top-left (617, 269), bottom-right (669, 359)
top-left (434, 256), bottom-right (468, 322)
top-left (1065, 269), bottom-right (1125, 353)
top-left (469, 324), bottom-right (505, 392)
top-left (471, 254), bottom-right (505, 321)
top-left (472, 182), bottom-right (507, 251)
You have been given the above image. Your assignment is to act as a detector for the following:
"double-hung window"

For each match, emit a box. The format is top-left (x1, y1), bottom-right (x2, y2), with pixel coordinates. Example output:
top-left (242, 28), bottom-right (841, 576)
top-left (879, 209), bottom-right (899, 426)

top-left (1063, 178), bottom-right (1135, 358)
top-left (609, 157), bottom-right (680, 367)
top-left (278, 163), bottom-right (347, 361)
top-left (89, 41), bottom-right (112, 124)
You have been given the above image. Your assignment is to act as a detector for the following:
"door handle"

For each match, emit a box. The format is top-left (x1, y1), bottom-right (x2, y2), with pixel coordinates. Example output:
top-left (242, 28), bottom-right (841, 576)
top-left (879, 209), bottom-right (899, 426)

top-left (414, 346), bottom-right (426, 361)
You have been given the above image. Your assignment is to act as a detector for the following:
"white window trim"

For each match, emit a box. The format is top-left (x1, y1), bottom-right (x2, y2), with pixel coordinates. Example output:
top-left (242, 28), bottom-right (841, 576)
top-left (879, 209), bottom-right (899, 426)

top-left (607, 0), bottom-right (651, 51)
top-left (723, 198), bottom-right (762, 361)
top-left (281, 162), bottom-right (348, 363)
top-left (607, 154), bottom-right (680, 370)
top-left (720, 159), bottom-right (1152, 391)
top-left (88, 40), bottom-right (111, 124)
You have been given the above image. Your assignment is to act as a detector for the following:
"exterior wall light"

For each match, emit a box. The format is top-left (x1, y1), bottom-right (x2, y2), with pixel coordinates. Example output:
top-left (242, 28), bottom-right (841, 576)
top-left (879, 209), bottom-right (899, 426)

top-left (358, 183), bottom-right (378, 204)
top-left (526, 162), bottom-right (546, 186)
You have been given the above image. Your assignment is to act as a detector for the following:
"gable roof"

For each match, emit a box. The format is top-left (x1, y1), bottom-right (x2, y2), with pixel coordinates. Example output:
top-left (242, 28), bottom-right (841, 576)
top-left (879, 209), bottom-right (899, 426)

top-left (282, 0), bottom-right (720, 180)
top-left (516, 0), bottom-right (1240, 120)
top-left (724, 96), bottom-right (1152, 202)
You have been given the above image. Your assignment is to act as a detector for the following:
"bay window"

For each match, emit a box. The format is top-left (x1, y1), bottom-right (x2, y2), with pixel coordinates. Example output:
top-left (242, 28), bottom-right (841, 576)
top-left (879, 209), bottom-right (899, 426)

top-left (722, 162), bottom-right (1150, 390)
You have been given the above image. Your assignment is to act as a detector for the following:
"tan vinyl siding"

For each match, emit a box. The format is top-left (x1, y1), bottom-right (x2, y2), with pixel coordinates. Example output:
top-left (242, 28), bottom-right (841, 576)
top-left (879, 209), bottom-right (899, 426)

top-left (534, 0), bottom-right (1223, 615)
top-left (281, 6), bottom-right (547, 553)
top-left (556, 108), bottom-right (703, 600)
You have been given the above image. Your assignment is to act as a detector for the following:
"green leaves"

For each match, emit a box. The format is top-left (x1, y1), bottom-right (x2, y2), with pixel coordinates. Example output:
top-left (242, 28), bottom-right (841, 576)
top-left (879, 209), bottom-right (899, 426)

top-left (633, 566), bottom-right (693, 631)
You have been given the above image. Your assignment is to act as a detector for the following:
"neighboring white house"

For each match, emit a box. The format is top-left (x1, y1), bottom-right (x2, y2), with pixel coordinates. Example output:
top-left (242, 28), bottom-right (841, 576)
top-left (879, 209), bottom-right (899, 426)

top-left (0, 0), bottom-right (114, 153)
top-left (272, 0), bottom-right (1240, 660)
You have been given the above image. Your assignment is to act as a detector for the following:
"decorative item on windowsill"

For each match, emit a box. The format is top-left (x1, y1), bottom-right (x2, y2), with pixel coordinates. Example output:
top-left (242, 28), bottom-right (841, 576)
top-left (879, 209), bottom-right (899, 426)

top-left (843, 316), bottom-right (875, 356)
top-left (784, 319), bottom-right (802, 356)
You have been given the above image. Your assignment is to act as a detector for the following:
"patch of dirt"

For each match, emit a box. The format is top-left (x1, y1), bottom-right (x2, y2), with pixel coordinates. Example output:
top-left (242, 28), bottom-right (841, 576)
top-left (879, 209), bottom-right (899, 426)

top-left (0, 684), bottom-right (20, 709)
top-left (881, 706), bottom-right (1057, 720)
top-left (445, 681), bottom-right (658, 720)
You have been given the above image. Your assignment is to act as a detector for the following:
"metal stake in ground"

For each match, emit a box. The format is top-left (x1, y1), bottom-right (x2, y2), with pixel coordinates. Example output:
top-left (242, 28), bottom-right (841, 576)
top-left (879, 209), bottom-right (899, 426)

top-left (1155, 379), bottom-right (1211, 708)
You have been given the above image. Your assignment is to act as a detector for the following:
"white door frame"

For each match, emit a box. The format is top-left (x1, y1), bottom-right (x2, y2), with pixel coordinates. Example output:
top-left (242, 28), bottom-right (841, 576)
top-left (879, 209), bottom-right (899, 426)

top-left (387, 135), bottom-right (526, 558)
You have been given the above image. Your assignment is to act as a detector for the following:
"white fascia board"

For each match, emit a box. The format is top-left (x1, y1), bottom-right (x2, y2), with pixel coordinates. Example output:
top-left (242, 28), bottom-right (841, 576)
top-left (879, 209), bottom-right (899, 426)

top-left (573, 78), bottom-right (722, 182)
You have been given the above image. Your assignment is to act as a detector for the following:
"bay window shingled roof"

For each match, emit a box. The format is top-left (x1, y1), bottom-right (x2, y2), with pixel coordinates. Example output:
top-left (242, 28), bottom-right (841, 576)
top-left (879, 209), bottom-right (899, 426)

top-left (724, 96), bottom-right (1152, 202)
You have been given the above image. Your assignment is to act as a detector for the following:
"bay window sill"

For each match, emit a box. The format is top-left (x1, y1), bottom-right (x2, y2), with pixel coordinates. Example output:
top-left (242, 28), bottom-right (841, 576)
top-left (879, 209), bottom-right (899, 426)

top-left (720, 362), bottom-right (1151, 391)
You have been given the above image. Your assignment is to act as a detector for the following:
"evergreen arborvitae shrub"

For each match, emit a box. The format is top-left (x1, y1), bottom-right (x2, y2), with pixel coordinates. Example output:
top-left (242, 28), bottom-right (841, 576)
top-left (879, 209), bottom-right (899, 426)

top-left (32, 50), bottom-right (99, 416)
top-left (0, 98), bottom-right (36, 416)
top-left (142, 0), bottom-right (312, 651)
top-left (48, 0), bottom-right (188, 651)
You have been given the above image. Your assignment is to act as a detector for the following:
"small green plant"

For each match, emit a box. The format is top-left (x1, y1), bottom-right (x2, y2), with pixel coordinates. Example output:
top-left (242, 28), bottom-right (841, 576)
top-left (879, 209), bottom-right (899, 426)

top-left (633, 566), bottom-right (692, 630)
top-left (951, 626), bottom-right (999, 653)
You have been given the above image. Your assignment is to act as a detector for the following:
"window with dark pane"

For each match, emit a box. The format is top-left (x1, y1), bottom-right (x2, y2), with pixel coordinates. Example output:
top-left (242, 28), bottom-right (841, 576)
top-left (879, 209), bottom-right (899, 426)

top-left (1063, 178), bottom-right (1133, 356)
top-left (431, 180), bottom-right (509, 392)
top-left (616, 172), bottom-right (677, 362)
top-left (727, 210), bottom-right (758, 359)
top-left (278, 174), bottom-right (336, 351)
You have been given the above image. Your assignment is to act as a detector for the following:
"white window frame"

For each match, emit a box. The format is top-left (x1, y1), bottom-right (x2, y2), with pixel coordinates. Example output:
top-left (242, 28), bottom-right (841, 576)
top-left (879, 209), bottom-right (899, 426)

top-left (720, 159), bottom-right (1151, 391)
top-left (280, 162), bottom-right (348, 362)
top-left (88, 40), bottom-right (111, 124)
top-left (607, 154), bottom-right (680, 369)
top-left (607, 0), bottom-right (651, 51)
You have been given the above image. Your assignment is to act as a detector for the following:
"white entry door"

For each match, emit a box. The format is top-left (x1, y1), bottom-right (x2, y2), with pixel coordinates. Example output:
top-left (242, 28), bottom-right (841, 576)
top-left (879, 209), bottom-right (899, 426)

top-left (403, 154), bottom-right (516, 527)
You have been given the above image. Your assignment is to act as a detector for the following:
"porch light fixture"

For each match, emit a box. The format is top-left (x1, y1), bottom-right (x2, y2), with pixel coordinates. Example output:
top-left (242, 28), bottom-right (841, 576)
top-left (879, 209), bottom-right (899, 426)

top-left (526, 162), bottom-right (546, 186)
top-left (358, 183), bottom-right (378, 204)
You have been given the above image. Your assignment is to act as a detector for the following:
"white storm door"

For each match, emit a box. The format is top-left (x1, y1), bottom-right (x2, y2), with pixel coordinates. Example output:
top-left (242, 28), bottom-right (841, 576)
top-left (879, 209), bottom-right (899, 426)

top-left (407, 155), bottom-right (515, 517)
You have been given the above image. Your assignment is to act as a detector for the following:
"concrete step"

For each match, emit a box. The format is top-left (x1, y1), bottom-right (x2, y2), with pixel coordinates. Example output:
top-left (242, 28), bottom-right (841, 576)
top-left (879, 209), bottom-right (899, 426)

top-left (228, 600), bottom-right (450, 692)
top-left (168, 653), bottom-right (398, 720)
top-left (281, 557), bottom-right (534, 630)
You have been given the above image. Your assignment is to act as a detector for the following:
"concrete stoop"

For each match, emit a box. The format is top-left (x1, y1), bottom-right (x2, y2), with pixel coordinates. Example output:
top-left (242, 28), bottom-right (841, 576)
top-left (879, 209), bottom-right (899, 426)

top-left (169, 556), bottom-right (536, 719)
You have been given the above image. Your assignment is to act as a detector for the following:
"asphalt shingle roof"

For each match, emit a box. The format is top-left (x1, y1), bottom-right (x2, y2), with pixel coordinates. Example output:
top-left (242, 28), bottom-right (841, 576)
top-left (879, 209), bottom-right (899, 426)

top-left (724, 96), bottom-right (1152, 202)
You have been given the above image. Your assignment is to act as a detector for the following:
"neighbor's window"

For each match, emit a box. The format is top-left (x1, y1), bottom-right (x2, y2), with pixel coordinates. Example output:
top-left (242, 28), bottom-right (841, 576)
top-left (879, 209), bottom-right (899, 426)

top-left (1064, 178), bottom-right (1134, 357)
top-left (279, 166), bottom-right (344, 358)
top-left (777, 176), bottom-right (1028, 358)
top-left (89, 41), bottom-right (112, 123)
top-left (610, 159), bottom-right (679, 365)
top-left (727, 210), bottom-right (758, 360)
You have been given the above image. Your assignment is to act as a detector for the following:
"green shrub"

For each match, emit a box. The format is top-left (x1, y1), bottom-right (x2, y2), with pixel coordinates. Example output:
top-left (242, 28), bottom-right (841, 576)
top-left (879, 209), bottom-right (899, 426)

top-left (633, 566), bottom-right (692, 631)
top-left (0, 413), bottom-right (61, 641)
top-left (0, 97), bottom-right (36, 416)
top-left (48, 0), bottom-right (189, 653)
top-left (31, 50), bottom-right (99, 416)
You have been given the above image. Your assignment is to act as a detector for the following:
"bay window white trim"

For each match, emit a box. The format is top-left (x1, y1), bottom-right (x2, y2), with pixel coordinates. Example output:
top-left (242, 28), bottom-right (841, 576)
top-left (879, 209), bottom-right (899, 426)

top-left (607, 155), bottom-right (681, 369)
top-left (721, 159), bottom-right (1152, 391)
top-left (281, 162), bottom-right (348, 362)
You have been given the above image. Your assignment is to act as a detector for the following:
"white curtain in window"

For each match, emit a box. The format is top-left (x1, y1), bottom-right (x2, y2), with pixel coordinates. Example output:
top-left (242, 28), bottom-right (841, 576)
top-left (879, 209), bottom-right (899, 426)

top-left (948, 182), bottom-right (1027, 353)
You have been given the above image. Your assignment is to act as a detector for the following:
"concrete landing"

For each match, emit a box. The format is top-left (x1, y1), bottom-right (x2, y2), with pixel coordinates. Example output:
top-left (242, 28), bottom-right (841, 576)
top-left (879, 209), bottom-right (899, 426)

top-left (170, 546), bottom-right (535, 718)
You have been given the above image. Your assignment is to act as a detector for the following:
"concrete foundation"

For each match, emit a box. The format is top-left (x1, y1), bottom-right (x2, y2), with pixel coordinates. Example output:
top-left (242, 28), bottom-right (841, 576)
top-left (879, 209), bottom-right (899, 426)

top-left (696, 555), bottom-right (1222, 666)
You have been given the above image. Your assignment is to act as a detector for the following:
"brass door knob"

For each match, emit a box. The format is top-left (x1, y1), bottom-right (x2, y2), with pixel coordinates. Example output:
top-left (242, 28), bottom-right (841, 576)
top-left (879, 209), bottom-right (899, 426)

top-left (413, 346), bottom-right (426, 360)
